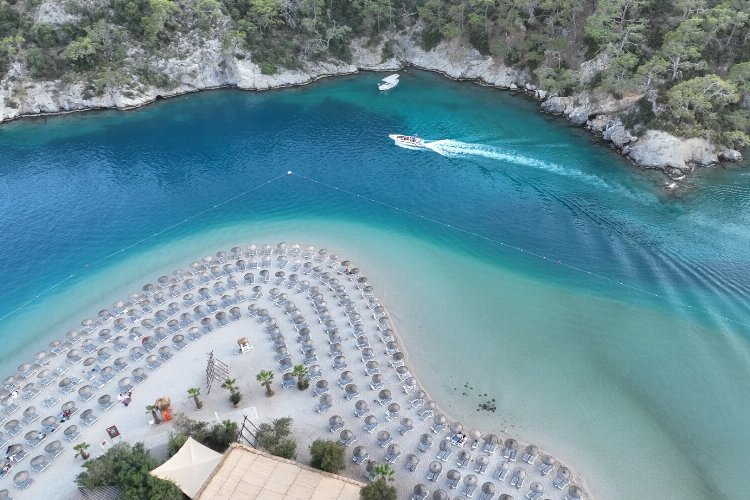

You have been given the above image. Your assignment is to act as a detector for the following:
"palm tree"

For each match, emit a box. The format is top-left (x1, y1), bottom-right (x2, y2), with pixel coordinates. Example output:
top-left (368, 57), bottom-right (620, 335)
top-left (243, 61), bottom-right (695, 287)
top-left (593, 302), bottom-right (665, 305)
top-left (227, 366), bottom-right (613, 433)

top-left (371, 463), bottom-right (395, 482)
top-left (256, 369), bottom-right (275, 397)
top-left (222, 378), bottom-right (241, 407)
top-left (187, 387), bottom-right (203, 409)
top-left (74, 442), bottom-right (90, 460)
top-left (221, 378), bottom-right (238, 393)
top-left (146, 404), bottom-right (161, 424)
top-left (291, 364), bottom-right (308, 390)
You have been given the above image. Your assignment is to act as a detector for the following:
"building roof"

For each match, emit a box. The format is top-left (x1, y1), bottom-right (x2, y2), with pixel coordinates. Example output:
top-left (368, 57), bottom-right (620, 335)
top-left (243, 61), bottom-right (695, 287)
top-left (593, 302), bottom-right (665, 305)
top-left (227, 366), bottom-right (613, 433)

top-left (194, 443), bottom-right (365, 500)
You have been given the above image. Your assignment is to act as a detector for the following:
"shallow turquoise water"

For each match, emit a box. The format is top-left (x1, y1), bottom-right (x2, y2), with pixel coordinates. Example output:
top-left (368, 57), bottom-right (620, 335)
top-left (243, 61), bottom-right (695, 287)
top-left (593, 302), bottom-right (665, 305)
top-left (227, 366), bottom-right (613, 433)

top-left (1, 71), bottom-right (749, 499)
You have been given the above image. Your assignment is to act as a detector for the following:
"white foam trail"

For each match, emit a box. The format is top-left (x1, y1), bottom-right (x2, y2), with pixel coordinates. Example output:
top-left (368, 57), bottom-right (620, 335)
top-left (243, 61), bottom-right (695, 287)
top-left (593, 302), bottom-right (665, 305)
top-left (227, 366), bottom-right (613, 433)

top-left (424, 139), bottom-right (610, 188)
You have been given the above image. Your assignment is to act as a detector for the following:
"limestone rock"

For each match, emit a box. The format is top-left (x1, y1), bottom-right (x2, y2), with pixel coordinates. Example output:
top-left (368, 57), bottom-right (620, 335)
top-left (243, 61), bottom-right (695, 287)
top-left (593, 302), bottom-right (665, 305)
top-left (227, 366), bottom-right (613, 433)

top-left (350, 39), bottom-right (401, 71)
top-left (719, 148), bottom-right (743, 162)
top-left (568, 107), bottom-right (589, 126)
top-left (541, 96), bottom-right (570, 115)
top-left (603, 120), bottom-right (635, 149)
top-left (628, 131), bottom-right (685, 169)
top-left (628, 130), bottom-right (717, 170)
top-left (683, 137), bottom-right (718, 167)
top-left (35, 0), bottom-right (81, 24)
top-left (579, 53), bottom-right (611, 86)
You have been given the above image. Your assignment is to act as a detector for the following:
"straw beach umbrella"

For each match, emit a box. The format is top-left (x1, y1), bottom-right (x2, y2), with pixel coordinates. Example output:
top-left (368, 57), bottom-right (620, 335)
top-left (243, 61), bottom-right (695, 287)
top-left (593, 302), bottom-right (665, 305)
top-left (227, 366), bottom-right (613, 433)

top-left (481, 481), bottom-right (495, 495)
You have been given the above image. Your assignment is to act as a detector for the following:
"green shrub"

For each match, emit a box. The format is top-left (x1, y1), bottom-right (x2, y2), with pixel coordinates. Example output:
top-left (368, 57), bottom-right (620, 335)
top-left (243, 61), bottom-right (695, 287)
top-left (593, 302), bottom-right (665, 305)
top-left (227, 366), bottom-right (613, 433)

top-left (255, 417), bottom-right (297, 459)
top-left (167, 415), bottom-right (238, 455)
top-left (76, 442), bottom-right (182, 500)
top-left (26, 47), bottom-right (57, 79)
top-left (309, 439), bottom-right (345, 473)
top-left (380, 40), bottom-right (394, 62)
top-left (260, 62), bottom-right (276, 75)
top-left (360, 477), bottom-right (397, 500)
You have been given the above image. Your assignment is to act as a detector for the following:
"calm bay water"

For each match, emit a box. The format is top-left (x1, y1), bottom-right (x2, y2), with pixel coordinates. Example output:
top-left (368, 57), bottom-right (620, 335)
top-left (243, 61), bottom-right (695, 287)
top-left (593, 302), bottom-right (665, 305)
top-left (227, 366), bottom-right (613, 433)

top-left (1, 71), bottom-right (749, 499)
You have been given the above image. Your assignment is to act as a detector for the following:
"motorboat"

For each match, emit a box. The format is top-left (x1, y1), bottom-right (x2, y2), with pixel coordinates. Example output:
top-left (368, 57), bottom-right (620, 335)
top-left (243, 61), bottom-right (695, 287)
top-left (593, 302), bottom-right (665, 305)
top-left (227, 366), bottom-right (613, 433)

top-left (388, 134), bottom-right (426, 150)
top-left (378, 74), bottom-right (400, 91)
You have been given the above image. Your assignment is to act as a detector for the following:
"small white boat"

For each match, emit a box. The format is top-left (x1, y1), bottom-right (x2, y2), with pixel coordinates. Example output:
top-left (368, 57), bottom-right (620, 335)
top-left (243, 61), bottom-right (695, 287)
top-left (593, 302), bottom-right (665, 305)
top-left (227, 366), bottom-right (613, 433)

top-left (389, 134), bottom-right (426, 150)
top-left (378, 74), bottom-right (400, 91)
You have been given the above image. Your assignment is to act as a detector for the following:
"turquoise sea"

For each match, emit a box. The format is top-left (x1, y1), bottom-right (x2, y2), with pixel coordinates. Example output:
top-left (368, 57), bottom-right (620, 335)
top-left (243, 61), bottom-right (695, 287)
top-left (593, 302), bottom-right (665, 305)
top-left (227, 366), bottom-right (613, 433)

top-left (1, 71), bottom-right (749, 499)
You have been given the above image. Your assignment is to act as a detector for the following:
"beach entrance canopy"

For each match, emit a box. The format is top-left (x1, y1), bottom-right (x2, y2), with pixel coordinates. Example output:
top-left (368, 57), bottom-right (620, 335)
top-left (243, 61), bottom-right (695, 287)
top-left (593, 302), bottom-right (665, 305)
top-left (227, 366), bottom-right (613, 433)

top-left (150, 437), bottom-right (222, 498)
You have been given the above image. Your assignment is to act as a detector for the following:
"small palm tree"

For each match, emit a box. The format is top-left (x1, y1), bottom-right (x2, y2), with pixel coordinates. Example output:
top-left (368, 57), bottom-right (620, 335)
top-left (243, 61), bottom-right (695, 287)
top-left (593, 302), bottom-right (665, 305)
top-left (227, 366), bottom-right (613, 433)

top-left (292, 364), bottom-right (308, 390)
top-left (257, 369), bottom-right (275, 397)
top-left (221, 378), bottom-right (238, 393)
top-left (74, 442), bottom-right (90, 460)
top-left (222, 378), bottom-right (241, 407)
top-left (187, 387), bottom-right (203, 409)
top-left (146, 404), bottom-right (161, 424)
top-left (371, 463), bottom-right (395, 482)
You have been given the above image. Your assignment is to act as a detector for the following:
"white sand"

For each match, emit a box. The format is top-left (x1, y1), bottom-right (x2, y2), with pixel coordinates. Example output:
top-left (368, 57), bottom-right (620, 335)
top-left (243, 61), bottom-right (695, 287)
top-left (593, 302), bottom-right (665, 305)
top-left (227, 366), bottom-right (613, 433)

top-left (0, 243), bottom-right (586, 499)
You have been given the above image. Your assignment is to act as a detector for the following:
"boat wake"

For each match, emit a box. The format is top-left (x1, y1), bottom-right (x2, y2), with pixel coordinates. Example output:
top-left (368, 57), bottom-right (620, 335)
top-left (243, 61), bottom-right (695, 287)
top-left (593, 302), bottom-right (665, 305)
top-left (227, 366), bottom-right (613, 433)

top-left (423, 139), bottom-right (610, 188)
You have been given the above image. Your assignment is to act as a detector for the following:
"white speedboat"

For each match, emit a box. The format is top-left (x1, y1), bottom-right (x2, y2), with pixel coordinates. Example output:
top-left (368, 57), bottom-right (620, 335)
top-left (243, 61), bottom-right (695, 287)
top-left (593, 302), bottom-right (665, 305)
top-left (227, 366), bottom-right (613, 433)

top-left (389, 134), bottom-right (426, 150)
top-left (378, 74), bottom-right (400, 91)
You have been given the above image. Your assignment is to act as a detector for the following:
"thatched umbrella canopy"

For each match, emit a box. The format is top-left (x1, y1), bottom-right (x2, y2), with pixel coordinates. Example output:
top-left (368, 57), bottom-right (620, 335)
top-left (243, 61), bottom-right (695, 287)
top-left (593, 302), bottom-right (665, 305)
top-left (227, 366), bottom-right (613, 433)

top-left (155, 396), bottom-right (171, 411)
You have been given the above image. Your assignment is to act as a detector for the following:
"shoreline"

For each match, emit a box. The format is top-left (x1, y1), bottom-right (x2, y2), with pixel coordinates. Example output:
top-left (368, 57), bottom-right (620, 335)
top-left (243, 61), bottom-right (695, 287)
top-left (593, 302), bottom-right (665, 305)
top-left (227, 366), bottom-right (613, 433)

top-left (1, 35), bottom-right (743, 186)
top-left (0, 241), bottom-right (593, 499)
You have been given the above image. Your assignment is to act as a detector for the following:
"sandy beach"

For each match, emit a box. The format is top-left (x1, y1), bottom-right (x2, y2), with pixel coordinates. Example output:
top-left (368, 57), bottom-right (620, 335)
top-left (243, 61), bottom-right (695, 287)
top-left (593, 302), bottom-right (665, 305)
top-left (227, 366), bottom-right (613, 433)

top-left (0, 242), bottom-right (588, 499)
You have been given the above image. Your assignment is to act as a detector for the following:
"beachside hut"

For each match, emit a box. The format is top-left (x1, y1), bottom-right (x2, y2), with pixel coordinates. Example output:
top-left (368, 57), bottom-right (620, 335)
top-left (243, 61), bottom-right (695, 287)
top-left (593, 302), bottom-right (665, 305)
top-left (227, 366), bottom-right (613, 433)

top-left (432, 489), bottom-right (448, 500)
top-left (150, 437), bottom-right (221, 498)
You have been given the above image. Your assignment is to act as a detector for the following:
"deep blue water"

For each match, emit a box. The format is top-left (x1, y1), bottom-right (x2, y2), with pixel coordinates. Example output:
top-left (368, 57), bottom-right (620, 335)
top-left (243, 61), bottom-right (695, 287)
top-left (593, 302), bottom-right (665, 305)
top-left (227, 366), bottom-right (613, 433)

top-left (1, 71), bottom-right (749, 499)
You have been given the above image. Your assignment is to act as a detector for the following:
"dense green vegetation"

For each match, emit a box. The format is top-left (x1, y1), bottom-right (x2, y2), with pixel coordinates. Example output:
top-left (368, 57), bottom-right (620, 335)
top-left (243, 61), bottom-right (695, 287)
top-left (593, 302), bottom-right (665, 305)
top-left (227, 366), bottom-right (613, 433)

top-left (1, 0), bottom-right (748, 145)
top-left (76, 442), bottom-right (182, 500)
top-left (254, 416), bottom-right (297, 459)
top-left (167, 415), bottom-right (239, 455)
top-left (309, 438), bottom-right (346, 473)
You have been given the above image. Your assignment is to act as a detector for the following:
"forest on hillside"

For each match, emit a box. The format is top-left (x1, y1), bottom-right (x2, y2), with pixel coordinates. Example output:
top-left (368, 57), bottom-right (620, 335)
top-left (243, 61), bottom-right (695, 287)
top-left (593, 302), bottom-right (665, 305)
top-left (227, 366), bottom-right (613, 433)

top-left (1, 0), bottom-right (749, 147)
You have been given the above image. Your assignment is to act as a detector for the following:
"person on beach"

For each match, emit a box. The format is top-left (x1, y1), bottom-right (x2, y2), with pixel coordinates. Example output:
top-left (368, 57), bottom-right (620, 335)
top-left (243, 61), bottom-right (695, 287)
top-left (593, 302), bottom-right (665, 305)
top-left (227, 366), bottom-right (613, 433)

top-left (1, 462), bottom-right (11, 474)
top-left (121, 391), bottom-right (132, 407)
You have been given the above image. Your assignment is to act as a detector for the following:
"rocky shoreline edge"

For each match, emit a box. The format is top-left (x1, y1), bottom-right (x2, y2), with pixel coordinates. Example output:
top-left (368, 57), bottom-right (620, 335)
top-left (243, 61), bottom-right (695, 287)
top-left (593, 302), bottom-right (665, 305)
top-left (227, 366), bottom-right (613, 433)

top-left (1, 36), bottom-right (744, 190)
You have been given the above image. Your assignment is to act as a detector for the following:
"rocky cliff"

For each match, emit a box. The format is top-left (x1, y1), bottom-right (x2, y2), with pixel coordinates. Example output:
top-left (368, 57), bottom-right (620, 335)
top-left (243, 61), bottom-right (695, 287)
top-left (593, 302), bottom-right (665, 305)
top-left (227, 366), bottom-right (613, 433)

top-left (0, 20), bottom-right (743, 187)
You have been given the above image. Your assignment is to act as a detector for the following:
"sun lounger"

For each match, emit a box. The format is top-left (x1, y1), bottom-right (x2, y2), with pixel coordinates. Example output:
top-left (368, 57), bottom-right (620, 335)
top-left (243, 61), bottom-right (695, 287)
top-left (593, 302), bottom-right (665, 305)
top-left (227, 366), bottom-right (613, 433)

top-left (339, 430), bottom-right (357, 447)
top-left (456, 450), bottom-right (471, 468)
top-left (13, 470), bottom-right (33, 489)
top-left (446, 470), bottom-right (461, 489)
top-left (362, 415), bottom-right (378, 433)
top-left (328, 415), bottom-right (344, 433)
top-left (384, 444), bottom-right (401, 464)
top-left (352, 446), bottom-right (368, 465)
top-left (315, 395), bottom-right (332, 413)
top-left (63, 425), bottom-right (81, 441)
top-left (510, 468), bottom-right (526, 489)
top-left (44, 439), bottom-right (63, 459)
top-left (397, 418), bottom-right (414, 435)
top-left (146, 355), bottom-right (163, 370)
top-left (80, 409), bottom-right (98, 427)
top-left (493, 462), bottom-right (509, 481)
top-left (353, 401), bottom-right (369, 418)
top-left (22, 407), bottom-right (40, 424)
top-left (376, 431), bottom-right (392, 448)
top-left (30, 453), bottom-right (51, 473)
